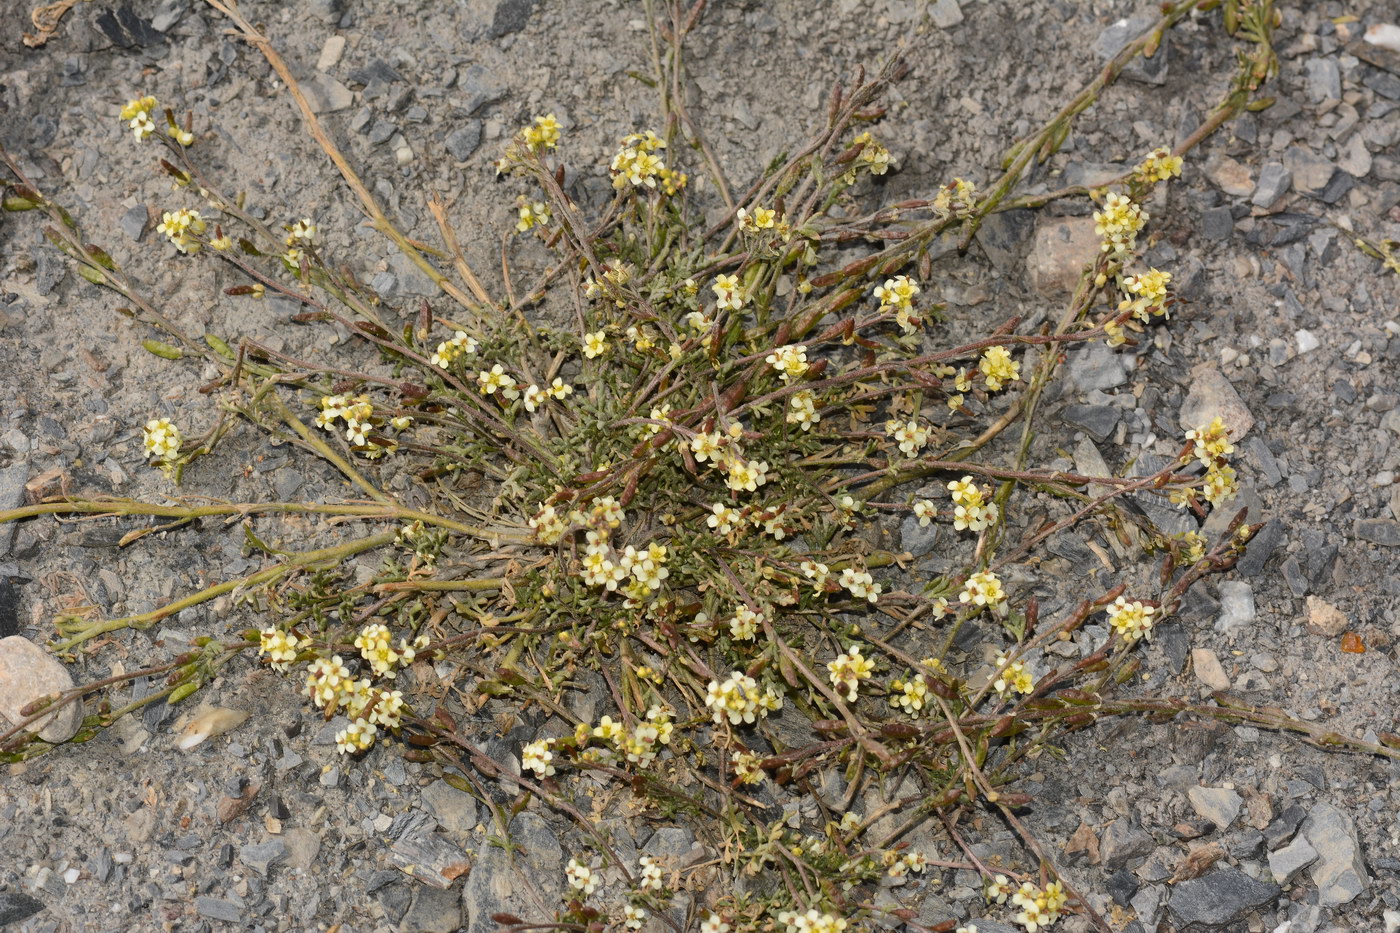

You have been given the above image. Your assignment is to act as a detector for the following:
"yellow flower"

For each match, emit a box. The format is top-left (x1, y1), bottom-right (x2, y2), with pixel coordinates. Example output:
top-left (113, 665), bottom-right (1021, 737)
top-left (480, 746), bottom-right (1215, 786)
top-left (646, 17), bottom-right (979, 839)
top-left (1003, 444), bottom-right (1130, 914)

top-left (1136, 146), bottom-right (1183, 184)
top-left (522, 113), bottom-right (561, 152)
top-left (712, 274), bottom-right (745, 311)
top-left (978, 345), bottom-right (1020, 391)
top-left (516, 200), bottom-right (550, 233)
top-left (1106, 596), bottom-right (1157, 642)
top-left (1093, 192), bottom-right (1147, 254)
top-left (142, 418), bottom-right (182, 461)
top-left (582, 330), bottom-right (608, 359)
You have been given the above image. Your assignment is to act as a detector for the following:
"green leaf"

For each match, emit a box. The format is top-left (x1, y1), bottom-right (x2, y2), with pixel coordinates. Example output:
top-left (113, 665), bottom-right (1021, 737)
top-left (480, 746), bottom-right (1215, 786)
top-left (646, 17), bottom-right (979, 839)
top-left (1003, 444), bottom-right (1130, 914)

top-left (142, 339), bottom-right (184, 360)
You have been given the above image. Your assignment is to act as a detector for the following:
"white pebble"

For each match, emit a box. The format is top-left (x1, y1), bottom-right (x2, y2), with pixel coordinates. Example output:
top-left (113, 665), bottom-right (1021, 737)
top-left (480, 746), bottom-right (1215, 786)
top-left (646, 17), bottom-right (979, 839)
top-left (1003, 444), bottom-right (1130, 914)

top-left (394, 145), bottom-right (415, 165)
top-left (1295, 329), bottom-right (1320, 354)
top-left (317, 35), bottom-right (346, 71)
top-left (63, 867), bottom-right (81, 884)
top-left (1365, 23), bottom-right (1400, 53)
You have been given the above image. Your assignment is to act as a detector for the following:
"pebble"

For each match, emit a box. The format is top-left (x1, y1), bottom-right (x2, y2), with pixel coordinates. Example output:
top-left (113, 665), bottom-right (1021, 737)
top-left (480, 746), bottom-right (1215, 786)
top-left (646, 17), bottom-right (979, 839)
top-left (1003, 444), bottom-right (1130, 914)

top-left (1302, 803), bottom-right (1369, 905)
top-left (1167, 867), bottom-right (1279, 928)
top-left (1192, 648), bottom-right (1232, 691)
top-left (1178, 365), bottom-right (1254, 439)
top-left (1188, 786), bottom-right (1242, 830)
top-left (119, 205), bottom-right (148, 241)
top-left (1095, 15), bottom-right (1168, 84)
top-left (400, 885), bottom-right (461, 933)
top-left (1353, 517), bottom-right (1400, 546)
top-left (0, 891), bottom-right (45, 925)
top-left (194, 896), bottom-right (244, 923)
top-left (1099, 818), bottom-right (1154, 870)
top-left (899, 513), bottom-right (939, 557)
top-left (1060, 403), bottom-right (1119, 442)
top-left (1214, 581), bottom-right (1256, 635)
top-left (1368, 392), bottom-right (1399, 412)
top-left (444, 122), bottom-right (483, 161)
top-left (1294, 329), bottom-right (1320, 354)
top-left (1201, 205), bottom-right (1235, 241)
top-left (239, 839), bottom-right (288, 877)
top-left (300, 72), bottom-right (354, 114)
top-left (1206, 155), bottom-right (1254, 197)
top-left (1268, 834), bottom-right (1319, 885)
top-left (316, 35), bottom-right (346, 72)
top-left (1283, 147), bottom-right (1337, 195)
top-left (0, 635), bottom-right (83, 743)
top-left (420, 777), bottom-right (478, 835)
top-left (1252, 162), bottom-right (1292, 206)
top-left (1339, 134), bottom-right (1372, 179)
top-left (1304, 596), bottom-right (1348, 636)
top-left (1027, 217), bottom-right (1097, 296)
top-left (1304, 57), bottom-right (1341, 102)
top-left (928, 0), bottom-right (963, 28)
top-left (489, 0), bottom-right (538, 38)
top-left (1066, 342), bottom-right (1128, 393)
top-left (1236, 519), bottom-right (1283, 576)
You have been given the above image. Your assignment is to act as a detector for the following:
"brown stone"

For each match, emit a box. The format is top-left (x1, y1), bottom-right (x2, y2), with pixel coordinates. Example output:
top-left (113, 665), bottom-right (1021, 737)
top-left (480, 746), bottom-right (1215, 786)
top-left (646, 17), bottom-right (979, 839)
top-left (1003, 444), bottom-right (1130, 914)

top-left (1027, 216), bottom-right (1099, 297)
top-left (1306, 596), bottom-right (1348, 636)
top-left (0, 635), bottom-right (83, 743)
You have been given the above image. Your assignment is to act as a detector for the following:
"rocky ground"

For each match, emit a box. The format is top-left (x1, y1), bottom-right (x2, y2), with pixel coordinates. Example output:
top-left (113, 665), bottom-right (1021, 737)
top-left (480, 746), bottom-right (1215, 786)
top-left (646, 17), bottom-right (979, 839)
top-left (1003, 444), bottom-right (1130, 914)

top-left (1, 0), bottom-right (1399, 931)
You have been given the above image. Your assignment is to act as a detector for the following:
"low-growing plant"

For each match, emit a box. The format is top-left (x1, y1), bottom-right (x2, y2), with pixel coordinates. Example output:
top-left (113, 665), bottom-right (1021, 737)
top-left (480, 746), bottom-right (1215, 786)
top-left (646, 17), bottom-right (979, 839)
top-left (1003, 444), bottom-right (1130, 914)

top-left (4, 1), bottom-right (1396, 931)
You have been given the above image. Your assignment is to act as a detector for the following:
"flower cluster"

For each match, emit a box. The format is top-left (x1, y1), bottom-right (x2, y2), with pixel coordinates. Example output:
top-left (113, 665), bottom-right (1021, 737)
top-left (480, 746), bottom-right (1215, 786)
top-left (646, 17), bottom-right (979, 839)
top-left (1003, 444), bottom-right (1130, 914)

top-left (712, 273), bottom-right (746, 312)
top-left (874, 275), bottom-right (920, 333)
top-left (1010, 880), bottom-right (1068, 932)
top-left (1106, 596), bottom-right (1157, 643)
top-left (933, 177), bottom-right (978, 219)
top-left (582, 537), bottom-right (671, 603)
top-left (838, 566), bottom-right (882, 603)
top-left (827, 644), bottom-right (875, 701)
top-left (705, 671), bottom-right (782, 726)
top-left (1135, 146), bottom-right (1184, 184)
top-left (430, 330), bottom-right (478, 369)
top-left (257, 626), bottom-right (309, 673)
top-left (120, 95), bottom-right (158, 140)
top-left (884, 849), bottom-right (929, 879)
top-left (851, 130), bottom-right (890, 176)
top-left (522, 378), bottom-right (572, 412)
top-left (638, 854), bottom-right (664, 891)
top-left (1179, 417), bottom-right (1239, 509)
top-left (1120, 267), bottom-right (1171, 321)
top-left (314, 393), bottom-right (379, 446)
top-left (1093, 192), bottom-right (1147, 255)
top-left (890, 671), bottom-right (929, 715)
top-left (156, 208), bottom-right (207, 254)
top-left (885, 419), bottom-right (930, 457)
top-left (610, 130), bottom-right (685, 192)
top-left (778, 908), bottom-right (848, 933)
top-left (992, 650), bottom-right (1034, 698)
top-left (142, 417), bottom-right (182, 464)
top-left (788, 390), bottom-right (821, 431)
top-left (353, 623), bottom-right (427, 678)
top-left (947, 476), bottom-right (997, 532)
top-left (303, 654), bottom-right (406, 754)
top-left (523, 113), bottom-right (561, 152)
top-left (516, 199), bottom-right (551, 233)
top-left (979, 345), bottom-right (1021, 391)
top-left (565, 857), bottom-right (598, 895)
top-left (960, 570), bottom-right (1006, 609)
top-left (766, 344), bottom-right (810, 382)
top-left (521, 737), bottom-right (556, 776)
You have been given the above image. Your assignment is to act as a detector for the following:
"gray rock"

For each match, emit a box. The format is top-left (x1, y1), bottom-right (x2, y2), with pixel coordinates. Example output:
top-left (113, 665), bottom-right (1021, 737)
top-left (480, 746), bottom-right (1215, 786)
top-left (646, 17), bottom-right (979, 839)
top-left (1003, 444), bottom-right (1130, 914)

top-left (1283, 147), bottom-right (1337, 196)
top-left (1339, 133), bottom-right (1372, 178)
top-left (368, 119), bottom-right (397, 145)
top-left (1305, 58), bottom-right (1342, 102)
top-left (1178, 366), bottom-right (1254, 440)
top-left (1027, 216), bottom-right (1098, 296)
top-left (1100, 818), bottom-right (1154, 870)
top-left (929, 0), bottom-right (963, 28)
top-left (300, 73), bottom-right (354, 114)
top-left (1353, 518), bottom-right (1400, 546)
top-left (1067, 343), bottom-right (1128, 393)
top-left (1236, 519), bottom-right (1282, 576)
top-left (1302, 803), bottom-right (1369, 906)
top-left (899, 513), bottom-right (939, 557)
top-left (1130, 885), bottom-right (1163, 928)
top-left (463, 812), bottom-right (563, 932)
top-left (0, 635), bottom-right (83, 742)
top-left (0, 462), bottom-right (26, 556)
top-left (645, 826), bottom-right (698, 860)
top-left (1214, 581), bottom-right (1255, 635)
top-left (0, 891), bottom-right (45, 925)
top-left (120, 205), bottom-right (148, 241)
top-left (400, 885), bottom-right (461, 933)
top-left (239, 839), bottom-right (288, 877)
top-left (444, 122), bottom-right (483, 161)
top-left (489, 0), bottom-right (538, 38)
top-left (1201, 205), bottom-right (1234, 241)
top-left (1252, 162), bottom-right (1292, 207)
top-left (1187, 786), bottom-right (1242, 830)
top-left (1062, 161), bottom-right (1127, 188)
top-left (194, 897), bottom-right (243, 923)
top-left (1167, 867), bottom-right (1279, 928)
top-left (1269, 834), bottom-right (1318, 885)
top-left (1061, 403), bottom-right (1119, 442)
top-left (420, 778), bottom-right (477, 835)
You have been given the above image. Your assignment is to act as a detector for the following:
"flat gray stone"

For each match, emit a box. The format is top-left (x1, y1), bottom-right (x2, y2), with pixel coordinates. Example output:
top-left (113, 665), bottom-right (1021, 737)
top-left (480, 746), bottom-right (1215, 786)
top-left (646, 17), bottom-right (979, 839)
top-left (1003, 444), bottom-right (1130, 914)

top-left (1178, 365), bottom-right (1254, 440)
top-left (1187, 786), bottom-right (1242, 830)
top-left (1067, 342), bottom-right (1128, 392)
top-left (301, 72), bottom-right (354, 114)
top-left (1269, 834), bottom-right (1318, 885)
top-left (0, 635), bottom-right (83, 743)
top-left (1354, 518), bottom-right (1400, 546)
top-left (1252, 162), bottom-right (1292, 207)
top-left (194, 897), bottom-right (243, 923)
top-left (1100, 818), bottom-right (1154, 870)
top-left (421, 777), bottom-right (478, 836)
top-left (1303, 803), bottom-right (1369, 906)
top-left (444, 122), bottom-right (483, 161)
top-left (929, 0), bottom-right (963, 28)
top-left (1305, 57), bottom-right (1342, 102)
top-left (400, 885), bottom-right (461, 933)
top-left (239, 839), bottom-right (288, 877)
top-left (1168, 867), bottom-right (1279, 928)
top-left (1061, 403), bottom-right (1120, 442)
top-left (1283, 147), bottom-right (1337, 196)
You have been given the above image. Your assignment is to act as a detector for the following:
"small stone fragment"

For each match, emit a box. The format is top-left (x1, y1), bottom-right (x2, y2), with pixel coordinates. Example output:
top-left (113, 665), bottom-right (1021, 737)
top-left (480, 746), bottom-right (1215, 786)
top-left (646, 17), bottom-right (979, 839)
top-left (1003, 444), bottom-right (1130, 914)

top-left (1060, 404), bottom-right (1120, 442)
top-left (0, 892), bottom-right (46, 925)
top-left (1305, 596), bottom-right (1348, 636)
top-left (1295, 329), bottom-right (1320, 354)
top-left (1302, 803), bottom-right (1369, 906)
top-left (300, 72), bottom-right (354, 113)
top-left (239, 839), bottom-right (288, 877)
top-left (1214, 581), bottom-right (1256, 636)
top-left (0, 635), bottom-right (83, 742)
top-left (389, 833), bottom-right (471, 888)
top-left (1201, 205), bottom-right (1235, 241)
top-left (1167, 867), bottom-right (1280, 928)
top-left (1187, 786), bottom-right (1242, 830)
top-left (1099, 818), bottom-right (1154, 870)
top-left (1268, 835), bottom-right (1318, 885)
top-left (1027, 217), bottom-right (1098, 297)
top-left (1191, 648), bottom-right (1231, 691)
top-left (929, 0), bottom-right (963, 29)
top-left (1252, 162), bottom-right (1292, 207)
top-left (1206, 155), bottom-right (1254, 197)
top-left (174, 704), bottom-right (250, 750)
top-left (1178, 365), bottom-right (1254, 440)
top-left (316, 35), bottom-right (346, 72)
top-left (1354, 518), bottom-right (1400, 546)
top-left (1304, 57), bottom-right (1342, 102)
top-left (489, 0), bottom-right (538, 38)
top-left (195, 897), bottom-right (244, 923)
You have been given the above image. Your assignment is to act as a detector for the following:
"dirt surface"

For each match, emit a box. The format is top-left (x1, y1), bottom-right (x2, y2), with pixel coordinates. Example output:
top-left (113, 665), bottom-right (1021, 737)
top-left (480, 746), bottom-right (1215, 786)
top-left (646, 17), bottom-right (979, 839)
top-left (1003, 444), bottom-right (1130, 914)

top-left (1, 1), bottom-right (1399, 932)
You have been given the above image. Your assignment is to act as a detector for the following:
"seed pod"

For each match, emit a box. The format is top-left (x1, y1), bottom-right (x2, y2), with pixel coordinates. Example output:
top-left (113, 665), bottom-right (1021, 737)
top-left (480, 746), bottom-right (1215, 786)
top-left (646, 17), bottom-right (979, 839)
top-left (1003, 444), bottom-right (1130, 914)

top-left (168, 682), bottom-right (200, 704)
